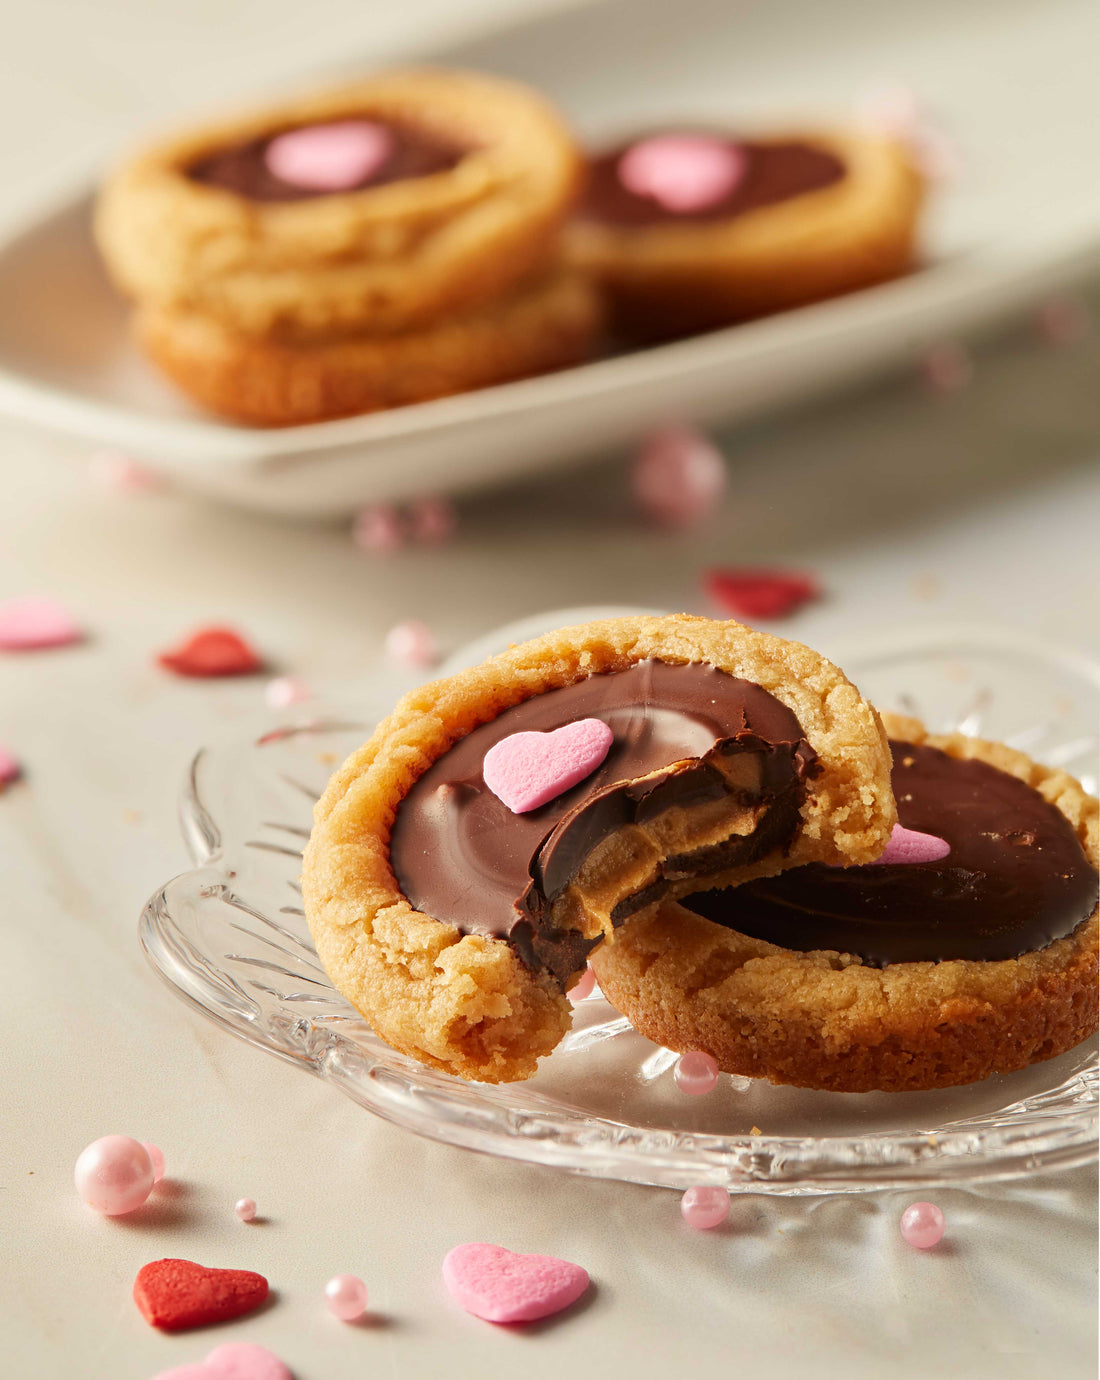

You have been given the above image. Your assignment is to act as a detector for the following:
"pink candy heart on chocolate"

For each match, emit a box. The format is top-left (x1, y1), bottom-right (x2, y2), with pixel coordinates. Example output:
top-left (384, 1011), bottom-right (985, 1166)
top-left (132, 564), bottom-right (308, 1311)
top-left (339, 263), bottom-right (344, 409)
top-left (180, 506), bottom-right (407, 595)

top-left (870, 824), bottom-right (951, 866)
top-left (483, 719), bottom-right (614, 813)
top-left (265, 120), bottom-right (394, 192)
top-left (152, 1342), bottom-right (291, 1380)
top-left (442, 1243), bottom-right (589, 1324)
top-left (618, 134), bottom-right (747, 213)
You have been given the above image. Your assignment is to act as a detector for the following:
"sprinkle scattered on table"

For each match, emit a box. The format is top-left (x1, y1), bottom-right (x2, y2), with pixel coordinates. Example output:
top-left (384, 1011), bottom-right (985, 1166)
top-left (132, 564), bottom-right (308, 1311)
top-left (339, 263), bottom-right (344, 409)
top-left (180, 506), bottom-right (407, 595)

top-left (157, 627), bottom-right (264, 678)
top-left (704, 568), bottom-right (820, 620)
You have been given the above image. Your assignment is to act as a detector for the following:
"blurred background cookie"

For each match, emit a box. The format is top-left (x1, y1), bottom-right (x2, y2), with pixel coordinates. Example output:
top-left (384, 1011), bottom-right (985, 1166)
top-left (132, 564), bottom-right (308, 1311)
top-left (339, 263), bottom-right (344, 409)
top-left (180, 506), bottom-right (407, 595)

top-left (568, 127), bottom-right (924, 341)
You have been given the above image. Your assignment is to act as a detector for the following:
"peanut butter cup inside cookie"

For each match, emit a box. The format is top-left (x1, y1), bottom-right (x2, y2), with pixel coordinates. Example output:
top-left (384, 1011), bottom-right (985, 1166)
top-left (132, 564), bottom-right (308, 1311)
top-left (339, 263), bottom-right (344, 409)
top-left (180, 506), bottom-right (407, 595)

top-left (592, 713), bottom-right (1099, 1092)
top-left (302, 615), bottom-right (895, 1082)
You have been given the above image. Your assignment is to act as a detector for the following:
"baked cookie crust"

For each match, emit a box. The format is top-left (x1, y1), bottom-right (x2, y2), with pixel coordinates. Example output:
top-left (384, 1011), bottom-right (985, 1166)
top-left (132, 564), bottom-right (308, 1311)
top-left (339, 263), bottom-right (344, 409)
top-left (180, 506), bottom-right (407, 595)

top-left (135, 264), bottom-right (602, 426)
top-left (95, 67), bottom-right (583, 342)
top-left (566, 129), bottom-right (924, 340)
top-left (591, 713), bottom-right (1099, 1092)
top-left (302, 615), bottom-right (894, 1082)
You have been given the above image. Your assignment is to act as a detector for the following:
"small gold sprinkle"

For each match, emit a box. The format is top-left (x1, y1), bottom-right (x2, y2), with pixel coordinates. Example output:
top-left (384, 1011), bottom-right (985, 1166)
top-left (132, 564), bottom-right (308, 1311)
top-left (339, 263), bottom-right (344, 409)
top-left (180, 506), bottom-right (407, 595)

top-left (911, 573), bottom-right (940, 601)
top-left (122, 809), bottom-right (141, 825)
top-left (317, 751), bottom-right (338, 764)
top-left (750, 1125), bottom-right (762, 1137)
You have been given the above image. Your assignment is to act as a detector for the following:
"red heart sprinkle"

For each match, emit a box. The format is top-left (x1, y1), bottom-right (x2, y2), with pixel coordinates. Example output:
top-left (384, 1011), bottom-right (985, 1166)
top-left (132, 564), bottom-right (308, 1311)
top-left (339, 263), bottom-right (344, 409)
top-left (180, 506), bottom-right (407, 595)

top-left (704, 568), bottom-right (821, 620)
top-left (133, 1258), bottom-right (269, 1331)
top-left (157, 627), bottom-right (264, 678)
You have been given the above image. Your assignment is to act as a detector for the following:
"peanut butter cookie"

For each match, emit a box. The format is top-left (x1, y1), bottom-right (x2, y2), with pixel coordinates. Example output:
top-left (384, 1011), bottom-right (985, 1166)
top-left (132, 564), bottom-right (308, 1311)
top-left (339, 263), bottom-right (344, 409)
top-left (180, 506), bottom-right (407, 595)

top-left (302, 615), bottom-right (895, 1082)
top-left (592, 713), bottom-right (1099, 1091)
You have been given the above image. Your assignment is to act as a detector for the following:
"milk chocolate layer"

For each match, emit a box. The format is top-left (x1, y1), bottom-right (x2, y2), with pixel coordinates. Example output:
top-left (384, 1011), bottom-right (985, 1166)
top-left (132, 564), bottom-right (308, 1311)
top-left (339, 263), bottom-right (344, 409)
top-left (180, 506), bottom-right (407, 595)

top-left (390, 660), bottom-right (819, 985)
top-left (683, 740), bottom-right (1098, 965)
top-left (578, 137), bottom-right (845, 227)
top-left (188, 122), bottom-right (465, 202)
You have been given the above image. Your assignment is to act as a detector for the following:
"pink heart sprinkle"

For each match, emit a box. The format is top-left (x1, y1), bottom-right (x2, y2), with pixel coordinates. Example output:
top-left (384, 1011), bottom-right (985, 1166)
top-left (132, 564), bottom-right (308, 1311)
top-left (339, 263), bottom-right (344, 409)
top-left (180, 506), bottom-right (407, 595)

top-left (870, 824), bottom-right (951, 866)
top-left (265, 120), bottom-right (394, 192)
top-left (442, 1243), bottom-right (589, 1324)
top-left (483, 719), bottom-right (614, 814)
top-left (0, 596), bottom-right (83, 651)
top-left (152, 1342), bottom-right (292, 1380)
top-left (618, 134), bottom-right (747, 213)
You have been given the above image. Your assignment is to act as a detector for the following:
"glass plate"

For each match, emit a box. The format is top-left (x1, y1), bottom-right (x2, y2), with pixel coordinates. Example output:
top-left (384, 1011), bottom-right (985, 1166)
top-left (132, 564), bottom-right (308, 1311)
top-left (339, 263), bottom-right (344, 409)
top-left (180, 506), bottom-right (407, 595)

top-left (140, 617), bottom-right (1099, 1193)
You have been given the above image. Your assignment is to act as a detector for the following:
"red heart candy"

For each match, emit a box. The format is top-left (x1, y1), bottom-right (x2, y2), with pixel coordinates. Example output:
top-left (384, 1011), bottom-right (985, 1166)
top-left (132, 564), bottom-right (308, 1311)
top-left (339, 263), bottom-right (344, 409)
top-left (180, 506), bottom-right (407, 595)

top-left (157, 627), bottom-right (264, 678)
top-left (133, 1258), bottom-right (269, 1331)
top-left (704, 568), bottom-right (821, 620)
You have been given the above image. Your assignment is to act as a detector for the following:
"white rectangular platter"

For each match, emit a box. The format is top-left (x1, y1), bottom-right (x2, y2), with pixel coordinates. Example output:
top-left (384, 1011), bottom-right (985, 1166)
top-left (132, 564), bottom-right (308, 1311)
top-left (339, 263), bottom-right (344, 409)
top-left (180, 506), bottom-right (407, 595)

top-left (0, 0), bottom-right (1097, 516)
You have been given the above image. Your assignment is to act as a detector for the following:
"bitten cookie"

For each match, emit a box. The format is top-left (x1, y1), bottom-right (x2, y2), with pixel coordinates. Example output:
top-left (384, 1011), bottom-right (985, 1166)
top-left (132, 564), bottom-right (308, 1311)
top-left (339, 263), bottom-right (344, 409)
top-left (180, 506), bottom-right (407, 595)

top-left (135, 264), bottom-right (602, 426)
top-left (591, 713), bottom-right (1099, 1092)
top-left (95, 67), bottom-right (584, 342)
top-left (567, 128), bottom-right (924, 340)
top-left (302, 615), bottom-right (895, 1082)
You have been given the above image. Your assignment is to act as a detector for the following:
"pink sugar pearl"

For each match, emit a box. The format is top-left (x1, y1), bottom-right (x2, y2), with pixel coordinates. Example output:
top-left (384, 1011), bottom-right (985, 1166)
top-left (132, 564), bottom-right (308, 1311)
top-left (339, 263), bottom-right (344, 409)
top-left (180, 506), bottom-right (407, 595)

top-left (325, 1273), bottom-right (368, 1322)
top-left (900, 1201), bottom-right (945, 1249)
top-left (921, 341), bottom-right (973, 394)
top-left (0, 746), bottom-right (21, 788)
top-left (353, 504), bottom-right (405, 554)
top-left (408, 495), bottom-right (456, 544)
top-left (141, 1142), bottom-right (166, 1184)
top-left (385, 619), bottom-right (437, 668)
top-left (631, 425), bottom-right (726, 528)
top-left (74, 1135), bottom-right (155, 1215)
top-left (235, 1197), bottom-right (257, 1223)
top-left (567, 966), bottom-right (597, 1005)
top-left (674, 1050), bottom-right (720, 1096)
top-left (1036, 295), bottom-right (1091, 347)
top-left (265, 675), bottom-right (312, 710)
top-left (681, 1185), bottom-right (731, 1230)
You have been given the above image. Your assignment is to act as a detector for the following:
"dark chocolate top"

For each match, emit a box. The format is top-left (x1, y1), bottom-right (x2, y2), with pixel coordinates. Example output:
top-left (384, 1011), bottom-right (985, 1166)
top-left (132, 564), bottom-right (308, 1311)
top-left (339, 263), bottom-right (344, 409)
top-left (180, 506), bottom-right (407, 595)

top-left (578, 137), bottom-right (845, 226)
top-left (188, 122), bottom-right (465, 202)
top-left (683, 740), bottom-right (1098, 966)
top-left (389, 660), bottom-right (819, 985)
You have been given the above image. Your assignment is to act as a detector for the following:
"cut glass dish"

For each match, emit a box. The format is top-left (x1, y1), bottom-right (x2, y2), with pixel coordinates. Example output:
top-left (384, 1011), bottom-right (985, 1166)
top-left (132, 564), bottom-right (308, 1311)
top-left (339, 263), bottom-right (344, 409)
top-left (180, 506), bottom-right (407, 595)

top-left (141, 616), bottom-right (1099, 1192)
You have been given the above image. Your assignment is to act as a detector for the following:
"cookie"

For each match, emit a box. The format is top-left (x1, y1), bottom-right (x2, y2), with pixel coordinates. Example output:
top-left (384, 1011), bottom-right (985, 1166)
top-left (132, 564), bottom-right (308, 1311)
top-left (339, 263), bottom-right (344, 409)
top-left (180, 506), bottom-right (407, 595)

top-left (94, 67), bottom-right (583, 343)
top-left (134, 264), bottom-right (602, 426)
top-left (567, 128), bottom-right (924, 340)
top-left (591, 713), bottom-right (1099, 1092)
top-left (302, 615), bottom-right (895, 1082)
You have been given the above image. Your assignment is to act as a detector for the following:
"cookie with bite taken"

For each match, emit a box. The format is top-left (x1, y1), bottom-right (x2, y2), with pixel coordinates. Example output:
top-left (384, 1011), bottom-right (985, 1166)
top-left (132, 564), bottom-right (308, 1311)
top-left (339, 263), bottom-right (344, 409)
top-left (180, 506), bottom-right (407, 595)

top-left (301, 614), bottom-right (896, 1082)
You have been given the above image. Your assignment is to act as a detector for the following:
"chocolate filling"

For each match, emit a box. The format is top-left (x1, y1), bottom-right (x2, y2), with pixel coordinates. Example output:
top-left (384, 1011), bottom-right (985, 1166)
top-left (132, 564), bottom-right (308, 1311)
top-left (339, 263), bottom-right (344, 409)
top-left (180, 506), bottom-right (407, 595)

top-left (188, 122), bottom-right (466, 202)
top-left (577, 137), bottom-right (846, 227)
top-left (389, 660), bottom-right (819, 986)
top-left (683, 740), bottom-right (1099, 966)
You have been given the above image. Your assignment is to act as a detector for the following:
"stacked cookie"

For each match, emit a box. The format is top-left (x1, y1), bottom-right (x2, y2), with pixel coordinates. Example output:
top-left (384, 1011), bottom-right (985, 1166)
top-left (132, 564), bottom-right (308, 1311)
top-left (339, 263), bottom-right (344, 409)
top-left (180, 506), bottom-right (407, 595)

top-left (303, 615), bottom-right (1099, 1091)
top-left (94, 69), bottom-right (601, 425)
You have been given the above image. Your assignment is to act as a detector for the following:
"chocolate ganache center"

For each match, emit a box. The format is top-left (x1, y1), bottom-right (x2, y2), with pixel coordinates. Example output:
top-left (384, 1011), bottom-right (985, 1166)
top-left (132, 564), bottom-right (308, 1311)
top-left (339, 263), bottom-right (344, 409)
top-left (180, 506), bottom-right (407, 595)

top-left (683, 740), bottom-right (1099, 966)
top-left (188, 122), bottom-right (465, 202)
top-left (389, 660), bottom-right (819, 986)
top-left (578, 137), bottom-right (846, 227)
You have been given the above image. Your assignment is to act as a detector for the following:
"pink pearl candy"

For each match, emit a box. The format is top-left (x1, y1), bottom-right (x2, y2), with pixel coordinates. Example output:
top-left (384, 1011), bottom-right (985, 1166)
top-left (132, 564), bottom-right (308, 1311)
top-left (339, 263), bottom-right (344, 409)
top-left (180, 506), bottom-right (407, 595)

top-left (385, 620), bottom-right (437, 668)
top-left (567, 966), bottom-right (597, 1005)
top-left (90, 452), bottom-right (161, 492)
top-left (235, 1197), bottom-right (257, 1223)
top-left (74, 1135), bottom-right (155, 1215)
top-left (631, 426), bottom-right (726, 529)
top-left (408, 495), bottom-right (456, 545)
top-left (900, 1201), bottom-right (945, 1249)
top-left (674, 1050), bottom-right (720, 1096)
top-left (681, 1185), bottom-right (731, 1230)
top-left (264, 675), bottom-right (312, 710)
top-left (325, 1273), bottom-right (368, 1322)
top-left (141, 1143), bottom-right (166, 1184)
top-left (353, 504), bottom-right (406, 554)
top-left (921, 341), bottom-right (973, 394)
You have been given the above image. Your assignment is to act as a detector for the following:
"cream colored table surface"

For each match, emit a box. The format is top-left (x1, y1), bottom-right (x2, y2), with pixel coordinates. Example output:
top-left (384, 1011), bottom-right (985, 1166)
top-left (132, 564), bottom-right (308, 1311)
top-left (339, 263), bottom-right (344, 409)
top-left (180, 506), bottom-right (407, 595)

top-left (2, 3), bottom-right (1098, 1378)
